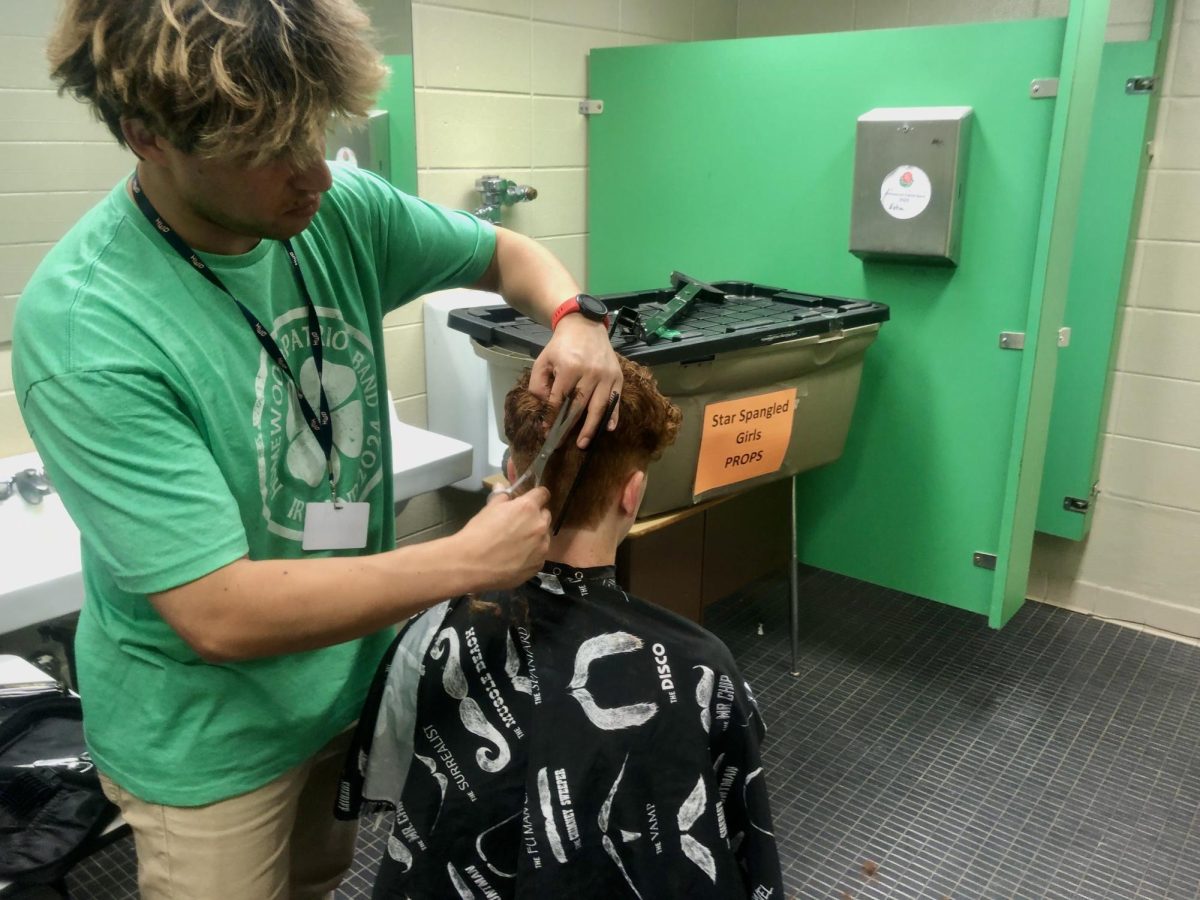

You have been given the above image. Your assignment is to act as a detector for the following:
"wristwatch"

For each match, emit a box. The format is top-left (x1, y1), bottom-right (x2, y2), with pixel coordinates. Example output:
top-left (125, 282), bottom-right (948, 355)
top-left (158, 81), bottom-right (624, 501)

top-left (551, 293), bottom-right (611, 330)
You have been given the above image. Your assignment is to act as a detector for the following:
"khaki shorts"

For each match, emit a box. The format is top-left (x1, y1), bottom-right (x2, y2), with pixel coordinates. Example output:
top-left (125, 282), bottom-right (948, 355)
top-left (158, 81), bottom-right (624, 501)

top-left (98, 728), bottom-right (358, 900)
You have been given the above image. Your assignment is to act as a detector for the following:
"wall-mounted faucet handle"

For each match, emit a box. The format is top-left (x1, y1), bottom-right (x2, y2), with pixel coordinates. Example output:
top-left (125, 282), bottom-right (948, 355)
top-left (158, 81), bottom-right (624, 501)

top-left (473, 175), bottom-right (538, 224)
top-left (475, 175), bottom-right (506, 195)
top-left (505, 183), bottom-right (537, 203)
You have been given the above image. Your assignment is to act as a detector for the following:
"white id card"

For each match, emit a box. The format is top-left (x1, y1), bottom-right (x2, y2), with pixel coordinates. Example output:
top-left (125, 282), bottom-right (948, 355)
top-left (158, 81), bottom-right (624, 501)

top-left (302, 501), bottom-right (370, 550)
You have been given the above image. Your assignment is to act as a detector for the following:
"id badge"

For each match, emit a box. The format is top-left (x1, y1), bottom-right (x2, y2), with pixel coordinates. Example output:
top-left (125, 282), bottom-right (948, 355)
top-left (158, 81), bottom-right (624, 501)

top-left (302, 501), bottom-right (370, 550)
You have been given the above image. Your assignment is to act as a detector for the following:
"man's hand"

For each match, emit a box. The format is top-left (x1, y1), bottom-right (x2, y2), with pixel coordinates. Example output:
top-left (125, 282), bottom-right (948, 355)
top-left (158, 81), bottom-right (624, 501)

top-left (470, 228), bottom-right (623, 448)
top-left (530, 315), bottom-right (623, 448)
top-left (452, 486), bottom-right (552, 592)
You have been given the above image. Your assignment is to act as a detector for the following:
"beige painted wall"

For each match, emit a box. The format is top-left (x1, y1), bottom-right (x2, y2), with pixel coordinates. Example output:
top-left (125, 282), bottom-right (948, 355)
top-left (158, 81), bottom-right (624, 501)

top-left (409, 0), bottom-right (737, 290)
top-left (0, 1), bottom-right (129, 457)
top-left (737, 0), bottom-right (1155, 40)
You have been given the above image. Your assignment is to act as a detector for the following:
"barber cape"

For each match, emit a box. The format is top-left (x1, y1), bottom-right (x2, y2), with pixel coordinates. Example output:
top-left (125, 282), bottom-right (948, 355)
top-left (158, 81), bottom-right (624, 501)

top-left (337, 564), bottom-right (784, 900)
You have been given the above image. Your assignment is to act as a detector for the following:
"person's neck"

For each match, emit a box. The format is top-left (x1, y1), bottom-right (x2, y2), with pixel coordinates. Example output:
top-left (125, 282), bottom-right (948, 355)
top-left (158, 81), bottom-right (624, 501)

top-left (131, 162), bottom-right (261, 256)
top-left (546, 522), bottom-right (622, 571)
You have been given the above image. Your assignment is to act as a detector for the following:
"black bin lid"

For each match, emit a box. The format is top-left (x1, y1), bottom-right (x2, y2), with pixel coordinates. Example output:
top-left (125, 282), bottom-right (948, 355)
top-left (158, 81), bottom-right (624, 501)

top-left (448, 276), bottom-right (890, 366)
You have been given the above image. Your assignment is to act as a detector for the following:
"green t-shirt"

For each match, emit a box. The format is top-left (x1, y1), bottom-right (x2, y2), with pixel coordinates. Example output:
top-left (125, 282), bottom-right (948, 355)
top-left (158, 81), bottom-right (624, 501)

top-left (11, 164), bottom-right (496, 806)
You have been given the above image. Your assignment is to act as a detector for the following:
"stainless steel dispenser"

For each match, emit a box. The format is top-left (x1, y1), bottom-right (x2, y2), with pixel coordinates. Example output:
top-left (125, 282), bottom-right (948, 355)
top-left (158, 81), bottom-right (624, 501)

top-left (849, 106), bottom-right (973, 266)
top-left (326, 110), bottom-right (391, 183)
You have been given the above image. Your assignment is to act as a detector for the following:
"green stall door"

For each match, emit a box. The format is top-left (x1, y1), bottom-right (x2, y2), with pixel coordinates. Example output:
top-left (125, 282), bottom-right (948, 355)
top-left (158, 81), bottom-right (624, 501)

top-left (1037, 26), bottom-right (1170, 539)
top-left (588, 11), bottom-right (1107, 623)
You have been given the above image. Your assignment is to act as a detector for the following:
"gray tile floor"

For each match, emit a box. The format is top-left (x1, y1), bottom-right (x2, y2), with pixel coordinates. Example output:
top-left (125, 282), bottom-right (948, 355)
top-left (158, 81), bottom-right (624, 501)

top-left (63, 568), bottom-right (1200, 899)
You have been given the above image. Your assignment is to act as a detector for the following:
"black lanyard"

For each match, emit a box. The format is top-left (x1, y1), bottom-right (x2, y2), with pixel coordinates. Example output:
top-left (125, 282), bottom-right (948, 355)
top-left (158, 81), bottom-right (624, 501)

top-left (129, 173), bottom-right (337, 499)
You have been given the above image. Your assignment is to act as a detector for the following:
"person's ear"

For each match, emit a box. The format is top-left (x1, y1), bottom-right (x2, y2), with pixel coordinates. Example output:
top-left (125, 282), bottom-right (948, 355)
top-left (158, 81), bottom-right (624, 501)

top-left (620, 470), bottom-right (646, 519)
top-left (120, 118), bottom-right (170, 165)
top-left (505, 456), bottom-right (517, 484)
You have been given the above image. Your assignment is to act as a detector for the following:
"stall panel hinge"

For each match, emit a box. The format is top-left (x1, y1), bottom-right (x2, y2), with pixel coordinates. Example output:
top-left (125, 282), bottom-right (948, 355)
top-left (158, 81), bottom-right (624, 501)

top-left (973, 552), bottom-right (998, 570)
top-left (1064, 482), bottom-right (1099, 514)
top-left (1030, 78), bottom-right (1059, 99)
top-left (579, 99), bottom-right (605, 116)
top-left (1058, 327), bottom-right (1072, 348)
top-left (999, 331), bottom-right (1026, 350)
top-left (1126, 76), bottom-right (1156, 94)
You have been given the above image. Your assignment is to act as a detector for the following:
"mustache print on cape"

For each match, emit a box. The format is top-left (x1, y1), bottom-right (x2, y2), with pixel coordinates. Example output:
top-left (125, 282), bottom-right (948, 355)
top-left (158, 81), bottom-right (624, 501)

top-left (505, 631), bottom-right (533, 695)
top-left (537, 766), bottom-right (570, 864)
top-left (678, 776), bottom-right (718, 884)
top-left (430, 627), bottom-right (512, 772)
top-left (476, 810), bottom-right (522, 880)
top-left (598, 755), bottom-right (647, 900)
top-left (567, 632), bottom-right (659, 731)
top-left (694, 665), bottom-right (715, 734)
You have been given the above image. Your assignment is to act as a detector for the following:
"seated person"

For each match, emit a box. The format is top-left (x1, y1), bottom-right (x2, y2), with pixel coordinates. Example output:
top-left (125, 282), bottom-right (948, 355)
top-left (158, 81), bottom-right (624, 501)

top-left (337, 356), bottom-right (784, 899)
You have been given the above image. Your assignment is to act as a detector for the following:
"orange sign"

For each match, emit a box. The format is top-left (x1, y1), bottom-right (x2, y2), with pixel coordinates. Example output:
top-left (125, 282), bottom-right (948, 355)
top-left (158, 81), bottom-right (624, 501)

top-left (693, 387), bottom-right (797, 496)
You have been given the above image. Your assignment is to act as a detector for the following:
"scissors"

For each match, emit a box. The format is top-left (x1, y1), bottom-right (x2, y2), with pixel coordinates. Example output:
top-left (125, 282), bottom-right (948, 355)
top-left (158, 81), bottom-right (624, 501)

top-left (504, 396), bottom-right (581, 497)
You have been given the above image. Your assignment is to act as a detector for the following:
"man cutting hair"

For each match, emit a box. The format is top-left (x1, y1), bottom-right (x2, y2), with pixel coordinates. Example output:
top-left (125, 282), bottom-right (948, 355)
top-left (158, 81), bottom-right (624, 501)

top-left (12, 1), bottom-right (620, 896)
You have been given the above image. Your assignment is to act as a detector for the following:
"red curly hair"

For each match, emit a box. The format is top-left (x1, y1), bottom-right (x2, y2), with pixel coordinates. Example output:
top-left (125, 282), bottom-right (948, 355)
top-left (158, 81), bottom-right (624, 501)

top-left (504, 356), bottom-right (681, 530)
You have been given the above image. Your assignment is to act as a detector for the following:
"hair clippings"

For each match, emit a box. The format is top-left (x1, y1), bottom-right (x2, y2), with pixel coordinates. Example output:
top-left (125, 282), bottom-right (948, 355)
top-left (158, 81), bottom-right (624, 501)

top-left (0, 468), bottom-right (54, 506)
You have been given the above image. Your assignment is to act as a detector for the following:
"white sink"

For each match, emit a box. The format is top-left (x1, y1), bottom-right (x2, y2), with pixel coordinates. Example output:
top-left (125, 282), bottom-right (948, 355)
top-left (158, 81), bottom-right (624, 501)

top-left (0, 454), bottom-right (84, 634)
top-left (0, 402), bottom-right (472, 635)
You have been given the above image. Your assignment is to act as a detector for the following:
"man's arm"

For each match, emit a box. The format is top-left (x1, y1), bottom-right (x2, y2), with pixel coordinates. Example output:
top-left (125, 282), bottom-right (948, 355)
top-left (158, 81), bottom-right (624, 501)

top-left (150, 488), bottom-right (550, 663)
top-left (472, 227), bottom-right (622, 448)
top-left (22, 372), bottom-right (553, 666)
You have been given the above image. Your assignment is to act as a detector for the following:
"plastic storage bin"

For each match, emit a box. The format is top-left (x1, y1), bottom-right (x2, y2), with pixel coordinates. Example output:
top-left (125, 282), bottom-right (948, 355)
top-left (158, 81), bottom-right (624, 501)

top-left (450, 277), bottom-right (889, 518)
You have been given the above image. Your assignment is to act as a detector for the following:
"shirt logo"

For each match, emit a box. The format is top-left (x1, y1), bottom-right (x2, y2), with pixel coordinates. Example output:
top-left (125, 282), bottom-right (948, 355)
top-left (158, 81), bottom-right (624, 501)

top-left (252, 306), bottom-right (382, 541)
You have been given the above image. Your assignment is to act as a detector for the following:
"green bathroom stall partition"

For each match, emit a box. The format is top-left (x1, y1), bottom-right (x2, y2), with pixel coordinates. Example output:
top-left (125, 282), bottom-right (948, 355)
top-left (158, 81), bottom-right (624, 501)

top-left (990, 0), bottom-right (1108, 626)
top-left (588, 10), bottom-right (1107, 623)
top-left (1036, 7), bottom-right (1173, 540)
top-left (379, 54), bottom-right (418, 196)
top-left (359, 0), bottom-right (417, 194)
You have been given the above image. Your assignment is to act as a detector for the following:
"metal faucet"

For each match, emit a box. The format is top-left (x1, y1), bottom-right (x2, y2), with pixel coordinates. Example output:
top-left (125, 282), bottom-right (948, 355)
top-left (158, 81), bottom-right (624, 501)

top-left (473, 175), bottom-right (537, 224)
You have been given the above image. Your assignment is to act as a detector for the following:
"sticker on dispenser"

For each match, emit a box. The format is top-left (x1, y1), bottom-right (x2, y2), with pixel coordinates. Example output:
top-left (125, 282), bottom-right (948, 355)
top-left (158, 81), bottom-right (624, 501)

top-left (693, 387), bottom-right (796, 496)
top-left (880, 165), bottom-right (932, 220)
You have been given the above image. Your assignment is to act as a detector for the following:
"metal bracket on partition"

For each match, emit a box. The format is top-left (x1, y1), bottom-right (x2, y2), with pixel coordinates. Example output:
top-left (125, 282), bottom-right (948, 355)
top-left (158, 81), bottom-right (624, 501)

top-left (999, 331), bottom-right (1026, 350)
top-left (1058, 327), bottom-right (1072, 347)
top-left (1030, 78), bottom-right (1059, 99)
top-left (579, 99), bottom-right (605, 116)
top-left (1064, 481), bottom-right (1099, 514)
top-left (973, 552), bottom-right (998, 570)
top-left (1126, 76), bottom-right (1156, 94)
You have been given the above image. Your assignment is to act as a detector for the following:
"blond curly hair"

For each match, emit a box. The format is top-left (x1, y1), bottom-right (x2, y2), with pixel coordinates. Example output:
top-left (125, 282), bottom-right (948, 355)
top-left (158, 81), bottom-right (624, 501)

top-left (48, 0), bottom-right (387, 166)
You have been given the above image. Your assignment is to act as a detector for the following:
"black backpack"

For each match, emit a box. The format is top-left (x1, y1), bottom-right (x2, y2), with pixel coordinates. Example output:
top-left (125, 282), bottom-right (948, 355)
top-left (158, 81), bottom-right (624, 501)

top-left (0, 695), bottom-right (118, 886)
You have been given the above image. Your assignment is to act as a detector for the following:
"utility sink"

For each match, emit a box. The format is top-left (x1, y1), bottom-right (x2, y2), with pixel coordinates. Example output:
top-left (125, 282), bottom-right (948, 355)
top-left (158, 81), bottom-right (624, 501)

top-left (0, 400), bottom-right (472, 635)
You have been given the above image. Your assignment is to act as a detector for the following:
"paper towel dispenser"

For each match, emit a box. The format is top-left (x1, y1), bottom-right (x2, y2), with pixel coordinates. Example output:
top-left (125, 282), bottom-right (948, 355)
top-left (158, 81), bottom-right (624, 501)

top-left (849, 106), bottom-right (973, 266)
top-left (326, 109), bottom-right (391, 183)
